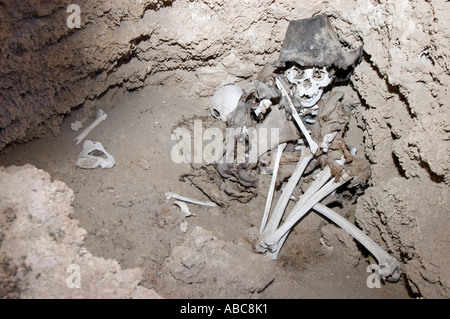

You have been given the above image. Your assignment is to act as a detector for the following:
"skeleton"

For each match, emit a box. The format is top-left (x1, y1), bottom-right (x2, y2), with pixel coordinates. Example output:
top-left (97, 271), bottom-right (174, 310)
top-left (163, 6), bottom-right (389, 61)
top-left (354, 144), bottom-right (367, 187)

top-left (208, 15), bottom-right (402, 282)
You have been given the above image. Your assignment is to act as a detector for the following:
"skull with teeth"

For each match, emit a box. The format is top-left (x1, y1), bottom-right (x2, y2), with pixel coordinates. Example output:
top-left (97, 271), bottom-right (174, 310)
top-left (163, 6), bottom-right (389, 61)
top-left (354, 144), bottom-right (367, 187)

top-left (209, 15), bottom-right (364, 189)
top-left (286, 66), bottom-right (333, 107)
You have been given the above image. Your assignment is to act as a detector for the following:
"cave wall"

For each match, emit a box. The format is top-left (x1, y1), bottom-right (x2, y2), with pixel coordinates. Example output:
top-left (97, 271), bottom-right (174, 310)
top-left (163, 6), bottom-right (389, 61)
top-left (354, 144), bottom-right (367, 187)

top-left (0, 0), bottom-right (162, 149)
top-left (324, 0), bottom-right (449, 298)
top-left (0, 0), bottom-right (448, 297)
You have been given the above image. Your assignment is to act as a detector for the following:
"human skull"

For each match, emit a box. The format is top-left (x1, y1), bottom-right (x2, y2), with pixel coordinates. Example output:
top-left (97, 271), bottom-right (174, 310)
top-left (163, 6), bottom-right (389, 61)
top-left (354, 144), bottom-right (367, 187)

top-left (286, 66), bottom-right (333, 107)
top-left (210, 85), bottom-right (243, 122)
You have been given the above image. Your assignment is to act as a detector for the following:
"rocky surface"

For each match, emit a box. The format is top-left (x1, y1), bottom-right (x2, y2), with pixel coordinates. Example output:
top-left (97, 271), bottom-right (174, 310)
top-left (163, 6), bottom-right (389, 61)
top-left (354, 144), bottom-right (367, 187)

top-left (157, 226), bottom-right (275, 298)
top-left (324, 0), bottom-right (449, 298)
top-left (0, 164), bottom-right (161, 298)
top-left (0, 0), bottom-right (448, 298)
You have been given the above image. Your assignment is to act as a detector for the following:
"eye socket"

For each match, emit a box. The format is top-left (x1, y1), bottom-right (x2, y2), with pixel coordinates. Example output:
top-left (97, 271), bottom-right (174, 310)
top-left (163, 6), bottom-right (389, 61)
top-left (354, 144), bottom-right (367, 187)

top-left (213, 109), bottom-right (220, 118)
top-left (296, 69), bottom-right (305, 79)
top-left (313, 68), bottom-right (325, 81)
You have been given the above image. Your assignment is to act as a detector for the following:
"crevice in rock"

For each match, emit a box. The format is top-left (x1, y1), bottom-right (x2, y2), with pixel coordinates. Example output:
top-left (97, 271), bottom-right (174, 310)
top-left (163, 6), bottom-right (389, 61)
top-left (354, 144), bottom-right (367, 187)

top-left (362, 52), bottom-right (417, 120)
top-left (391, 152), bottom-right (407, 178)
top-left (144, 0), bottom-right (175, 12)
top-left (418, 157), bottom-right (445, 184)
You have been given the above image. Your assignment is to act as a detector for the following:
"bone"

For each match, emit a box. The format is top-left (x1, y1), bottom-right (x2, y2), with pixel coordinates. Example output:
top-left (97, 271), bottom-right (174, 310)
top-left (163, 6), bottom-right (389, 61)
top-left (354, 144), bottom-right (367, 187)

top-left (210, 85), bottom-right (243, 122)
top-left (253, 99), bottom-right (272, 120)
top-left (165, 192), bottom-right (218, 207)
top-left (275, 77), bottom-right (318, 154)
top-left (260, 143), bottom-right (286, 234)
top-left (71, 120), bottom-right (83, 132)
top-left (74, 109), bottom-right (107, 145)
top-left (312, 203), bottom-right (402, 282)
top-left (259, 168), bottom-right (352, 256)
top-left (173, 201), bottom-right (194, 217)
top-left (76, 140), bottom-right (115, 169)
top-left (259, 163), bottom-right (334, 258)
top-left (259, 148), bottom-right (313, 238)
top-left (321, 131), bottom-right (338, 153)
top-left (288, 66), bottom-right (333, 107)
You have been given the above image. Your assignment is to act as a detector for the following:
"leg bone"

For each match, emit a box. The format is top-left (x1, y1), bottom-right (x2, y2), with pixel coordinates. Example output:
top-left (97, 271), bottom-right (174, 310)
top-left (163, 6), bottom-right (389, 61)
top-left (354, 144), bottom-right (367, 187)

top-left (313, 203), bottom-right (402, 282)
top-left (260, 143), bottom-right (286, 234)
top-left (259, 170), bottom-right (352, 255)
top-left (74, 109), bottom-right (108, 145)
top-left (263, 164), bottom-right (334, 258)
top-left (259, 148), bottom-right (313, 237)
top-left (258, 162), bottom-right (332, 256)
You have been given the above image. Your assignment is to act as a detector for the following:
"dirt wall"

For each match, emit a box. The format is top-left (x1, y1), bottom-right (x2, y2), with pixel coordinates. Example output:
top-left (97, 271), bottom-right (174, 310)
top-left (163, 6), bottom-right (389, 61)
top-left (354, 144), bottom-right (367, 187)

top-left (0, 0), bottom-right (448, 297)
top-left (324, 0), bottom-right (449, 298)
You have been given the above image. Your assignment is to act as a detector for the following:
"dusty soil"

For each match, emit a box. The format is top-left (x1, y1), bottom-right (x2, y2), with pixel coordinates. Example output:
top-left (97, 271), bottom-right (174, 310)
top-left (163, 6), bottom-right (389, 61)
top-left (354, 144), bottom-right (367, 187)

top-left (0, 84), bottom-right (411, 298)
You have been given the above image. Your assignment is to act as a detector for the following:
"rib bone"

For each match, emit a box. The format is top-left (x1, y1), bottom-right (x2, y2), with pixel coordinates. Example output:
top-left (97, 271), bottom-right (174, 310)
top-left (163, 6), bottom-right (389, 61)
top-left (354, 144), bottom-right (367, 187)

top-left (275, 77), bottom-right (318, 154)
top-left (74, 109), bottom-right (108, 145)
top-left (313, 203), bottom-right (402, 282)
top-left (260, 143), bottom-right (286, 234)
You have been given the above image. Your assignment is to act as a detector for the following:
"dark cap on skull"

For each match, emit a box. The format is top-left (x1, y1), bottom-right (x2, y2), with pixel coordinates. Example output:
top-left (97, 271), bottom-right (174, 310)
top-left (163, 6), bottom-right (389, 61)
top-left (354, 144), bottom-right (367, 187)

top-left (276, 15), bottom-right (363, 70)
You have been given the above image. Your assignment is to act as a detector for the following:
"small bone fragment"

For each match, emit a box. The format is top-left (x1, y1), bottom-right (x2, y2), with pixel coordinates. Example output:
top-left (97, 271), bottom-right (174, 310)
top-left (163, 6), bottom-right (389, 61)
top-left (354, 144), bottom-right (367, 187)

top-left (275, 77), bottom-right (318, 154)
top-left (74, 109), bottom-right (107, 145)
top-left (254, 99), bottom-right (272, 119)
top-left (313, 203), bottom-right (402, 282)
top-left (71, 120), bottom-right (83, 132)
top-left (180, 220), bottom-right (189, 233)
top-left (319, 237), bottom-right (334, 252)
top-left (260, 143), bottom-right (286, 234)
top-left (321, 131), bottom-right (338, 153)
top-left (173, 201), bottom-right (195, 217)
top-left (76, 140), bottom-right (116, 169)
top-left (165, 192), bottom-right (217, 207)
